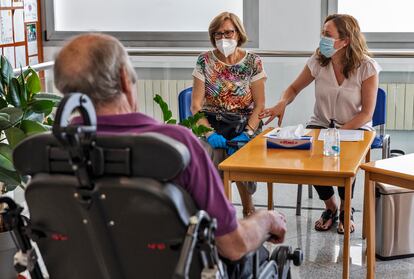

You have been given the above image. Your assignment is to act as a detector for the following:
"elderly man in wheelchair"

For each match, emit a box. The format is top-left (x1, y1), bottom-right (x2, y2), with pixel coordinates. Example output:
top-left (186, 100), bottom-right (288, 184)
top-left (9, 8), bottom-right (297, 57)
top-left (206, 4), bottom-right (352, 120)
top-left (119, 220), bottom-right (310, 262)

top-left (0, 34), bottom-right (302, 279)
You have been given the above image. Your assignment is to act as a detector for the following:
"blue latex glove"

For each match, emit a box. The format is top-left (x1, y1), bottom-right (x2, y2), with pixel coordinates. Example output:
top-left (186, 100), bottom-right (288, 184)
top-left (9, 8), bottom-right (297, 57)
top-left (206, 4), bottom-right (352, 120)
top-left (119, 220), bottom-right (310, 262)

top-left (227, 133), bottom-right (251, 155)
top-left (207, 132), bottom-right (227, 149)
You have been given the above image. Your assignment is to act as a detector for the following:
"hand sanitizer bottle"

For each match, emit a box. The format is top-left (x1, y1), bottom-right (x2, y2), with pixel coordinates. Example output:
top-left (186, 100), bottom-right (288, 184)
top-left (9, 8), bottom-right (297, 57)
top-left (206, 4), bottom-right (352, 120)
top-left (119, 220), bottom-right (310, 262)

top-left (324, 119), bottom-right (340, 157)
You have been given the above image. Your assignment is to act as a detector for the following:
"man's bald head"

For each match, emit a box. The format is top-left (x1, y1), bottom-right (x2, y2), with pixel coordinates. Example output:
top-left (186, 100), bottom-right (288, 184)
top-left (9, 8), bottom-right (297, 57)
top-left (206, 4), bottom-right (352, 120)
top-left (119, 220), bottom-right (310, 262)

top-left (54, 33), bottom-right (137, 108)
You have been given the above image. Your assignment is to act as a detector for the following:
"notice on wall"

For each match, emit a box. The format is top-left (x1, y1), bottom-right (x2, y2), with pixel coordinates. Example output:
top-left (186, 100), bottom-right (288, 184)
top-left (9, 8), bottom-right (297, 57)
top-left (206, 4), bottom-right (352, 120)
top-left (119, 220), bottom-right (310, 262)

top-left (0, 0), bottom-right (11, 7)
top-left (26, 23), bottom-right (37, 55)
top-left (13, 9), bottom-right (25, 42)
top-left (4, 46), bottom-right (15, 68)
top-left (0, 10), bottom-right (13, 44)
top-left (12, 0), bottom-right (23, 7)
top-left (28, 55), bottom-right (38, 66)
top-left (15, 45), bottom-right (26, 67)
top-left (24, 0), bottom-right (37, 22)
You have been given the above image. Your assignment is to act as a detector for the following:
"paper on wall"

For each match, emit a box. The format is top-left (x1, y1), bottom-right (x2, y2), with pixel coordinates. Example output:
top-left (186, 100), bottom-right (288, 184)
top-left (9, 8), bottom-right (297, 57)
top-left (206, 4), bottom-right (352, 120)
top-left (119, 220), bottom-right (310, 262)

top-left (0, 0), bottom-right (11, 7)
top-left (28, 55), bottom-right (38, 66)
top-left (4, 46), bottom-right (15, 68)
top-left (0, 10), bottom-right (13, 44)
top-left (12, 0), bottom-right (23, 7)
top-left (13, 9), bottom-right (24, 42)
top-left (24, 0), bottom-right (37, 22)
top-left (15, 45), bottom-right (26, 67)
top-left (26, 23), bottom-right (37, 55)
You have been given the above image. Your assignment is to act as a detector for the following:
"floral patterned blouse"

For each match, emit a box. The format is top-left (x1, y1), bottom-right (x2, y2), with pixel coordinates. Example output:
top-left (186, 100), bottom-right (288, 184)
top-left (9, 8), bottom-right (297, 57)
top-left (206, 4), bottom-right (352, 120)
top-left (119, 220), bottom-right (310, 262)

top-left (192, 51), bottom-right (266, 114)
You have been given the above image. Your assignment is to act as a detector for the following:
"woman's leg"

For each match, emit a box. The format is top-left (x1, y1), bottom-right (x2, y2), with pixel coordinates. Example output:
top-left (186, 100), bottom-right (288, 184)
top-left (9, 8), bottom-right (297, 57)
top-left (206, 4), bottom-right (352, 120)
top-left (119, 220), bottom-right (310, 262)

top-left (337, 179), bottom-right (356, 233)
top-left (314, 185), bottom-right (338, 230)
top-left (200, 139), bottom-right (254, 217)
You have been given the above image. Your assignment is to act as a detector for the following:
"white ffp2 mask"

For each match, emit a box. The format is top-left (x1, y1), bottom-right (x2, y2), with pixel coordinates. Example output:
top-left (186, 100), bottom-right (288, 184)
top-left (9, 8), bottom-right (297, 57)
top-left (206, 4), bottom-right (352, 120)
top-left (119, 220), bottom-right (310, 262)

top-left (216, 39), bottom-right (237, 57)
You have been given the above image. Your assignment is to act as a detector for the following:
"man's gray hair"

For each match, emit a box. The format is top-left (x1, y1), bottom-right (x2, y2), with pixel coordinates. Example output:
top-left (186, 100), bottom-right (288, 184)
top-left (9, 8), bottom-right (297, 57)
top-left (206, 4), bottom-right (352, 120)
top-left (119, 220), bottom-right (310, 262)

top-left (54, 34), bottom-right (137, 107)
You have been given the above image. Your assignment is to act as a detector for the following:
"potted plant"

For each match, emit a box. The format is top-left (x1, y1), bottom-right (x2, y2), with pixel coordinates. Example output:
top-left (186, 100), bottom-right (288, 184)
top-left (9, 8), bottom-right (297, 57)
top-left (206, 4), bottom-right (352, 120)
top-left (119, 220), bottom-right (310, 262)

top-left (0, 55), bottom-right (61, 278)
top-left (153, 94), bottom-right (212, 137)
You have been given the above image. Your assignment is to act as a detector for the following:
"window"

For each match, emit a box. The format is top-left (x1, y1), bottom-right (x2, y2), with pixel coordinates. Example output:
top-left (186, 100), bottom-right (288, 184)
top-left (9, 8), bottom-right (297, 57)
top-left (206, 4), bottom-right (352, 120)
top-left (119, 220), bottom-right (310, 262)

top-left (322, 0), bottom-right (414, 48)
top-left (43, 0), bottom-right (259, 47)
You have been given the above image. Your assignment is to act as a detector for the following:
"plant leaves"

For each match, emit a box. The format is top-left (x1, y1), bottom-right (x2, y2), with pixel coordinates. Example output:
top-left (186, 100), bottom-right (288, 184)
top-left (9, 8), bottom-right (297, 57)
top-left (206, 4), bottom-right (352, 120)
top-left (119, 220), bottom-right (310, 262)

top-left (167, 119), bottom-right (177, 124)
top-left (0, 107), bottom-right (23, 125)
top-left (0, 97), bottom-right (7, 109)
top-left (8, 77), bottom-right (21, 107)
top-left (0, 144), bottom-right (14, 171)
top-left (153, 94), bottom-right (177, 123)
top-left (0, 113), bottom-right (11, 130)
top-left (33, 93), bottom-right (62, 104)
top-left (20, 119), bottom-right (48, 136)
top-left (0, 55), bottom-right (13, 86)
top-left (29, 100), bottom-right (54, 115)
top-left (24, 111), bottom-right (44, 123)
top-left (5, 127), bottom-right (26, 148)
top-left (17, 68), bottom-right (28, 108)
top-left (0, 166), bottom-right (21, 188)
top-left (25, 68), bottom-right (41, 96)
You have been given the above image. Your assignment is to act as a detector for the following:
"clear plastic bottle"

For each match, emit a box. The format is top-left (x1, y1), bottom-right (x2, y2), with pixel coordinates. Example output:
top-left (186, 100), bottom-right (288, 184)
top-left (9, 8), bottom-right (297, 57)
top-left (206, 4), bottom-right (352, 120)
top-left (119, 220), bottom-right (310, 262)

top-left (323, 119), bottom-right (340, 157)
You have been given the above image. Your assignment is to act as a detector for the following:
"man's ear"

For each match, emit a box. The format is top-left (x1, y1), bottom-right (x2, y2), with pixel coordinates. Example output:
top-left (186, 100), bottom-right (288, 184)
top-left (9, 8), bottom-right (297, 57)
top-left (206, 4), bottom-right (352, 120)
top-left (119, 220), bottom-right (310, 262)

top-left (120, 66), bottom-right (137, 111)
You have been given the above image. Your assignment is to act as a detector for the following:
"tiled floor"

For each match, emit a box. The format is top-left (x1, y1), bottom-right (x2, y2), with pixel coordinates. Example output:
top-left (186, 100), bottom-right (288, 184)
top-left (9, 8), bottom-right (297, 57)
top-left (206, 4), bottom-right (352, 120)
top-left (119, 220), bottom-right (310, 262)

top-left (231, 165), bottom-right (414, 278)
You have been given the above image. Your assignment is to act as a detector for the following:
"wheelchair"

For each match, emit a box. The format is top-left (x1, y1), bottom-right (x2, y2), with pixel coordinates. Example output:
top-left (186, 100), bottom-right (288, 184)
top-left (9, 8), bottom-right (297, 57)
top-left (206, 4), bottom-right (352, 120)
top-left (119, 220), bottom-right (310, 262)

top-left (0, 93), bottom-right (302, 279)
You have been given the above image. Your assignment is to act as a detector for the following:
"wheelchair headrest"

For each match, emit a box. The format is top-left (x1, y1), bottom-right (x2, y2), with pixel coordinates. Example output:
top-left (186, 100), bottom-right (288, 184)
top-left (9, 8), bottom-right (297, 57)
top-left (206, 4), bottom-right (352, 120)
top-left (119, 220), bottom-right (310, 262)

top-left (13, 131), bottom-right (191, 181)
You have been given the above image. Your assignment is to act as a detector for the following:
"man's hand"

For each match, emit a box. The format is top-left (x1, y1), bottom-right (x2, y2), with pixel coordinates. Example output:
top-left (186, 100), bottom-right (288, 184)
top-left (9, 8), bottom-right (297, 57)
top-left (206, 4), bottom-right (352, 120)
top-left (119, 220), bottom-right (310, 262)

top-left (267, 211), bottom-right (287, 244)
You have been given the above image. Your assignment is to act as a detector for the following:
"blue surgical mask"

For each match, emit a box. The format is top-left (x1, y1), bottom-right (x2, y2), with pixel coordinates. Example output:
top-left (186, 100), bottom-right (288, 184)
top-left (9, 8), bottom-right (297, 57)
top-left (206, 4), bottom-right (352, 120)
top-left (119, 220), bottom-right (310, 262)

top-left (319, 36), bottom-right (339, 58)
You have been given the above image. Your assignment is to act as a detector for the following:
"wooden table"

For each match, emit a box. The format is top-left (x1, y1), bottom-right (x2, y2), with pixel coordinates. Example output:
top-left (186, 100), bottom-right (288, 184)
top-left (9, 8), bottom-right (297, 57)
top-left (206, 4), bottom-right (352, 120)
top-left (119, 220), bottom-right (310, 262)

top-left (219, 128), bottom-right (375, 279)
top-left (360, 153), bottom-right (414, 279)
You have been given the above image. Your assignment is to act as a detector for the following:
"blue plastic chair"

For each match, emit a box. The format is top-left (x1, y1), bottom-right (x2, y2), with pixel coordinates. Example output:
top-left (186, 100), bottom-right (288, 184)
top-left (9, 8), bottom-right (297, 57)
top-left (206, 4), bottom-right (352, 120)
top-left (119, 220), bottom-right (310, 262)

top-left (371, 88), bottom-right (390, 159)
top-left (178, 87), bottom-right (193, 121)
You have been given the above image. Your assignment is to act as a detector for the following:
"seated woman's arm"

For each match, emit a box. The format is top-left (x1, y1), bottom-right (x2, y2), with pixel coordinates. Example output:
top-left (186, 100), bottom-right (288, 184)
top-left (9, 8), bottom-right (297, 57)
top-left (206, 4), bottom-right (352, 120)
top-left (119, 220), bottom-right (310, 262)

top-left (341, 74), bottom-right (378, 129)
top-left (247, 78), bottom-right (265, 131)
top-left (191, 77), bottom-right (214, 135)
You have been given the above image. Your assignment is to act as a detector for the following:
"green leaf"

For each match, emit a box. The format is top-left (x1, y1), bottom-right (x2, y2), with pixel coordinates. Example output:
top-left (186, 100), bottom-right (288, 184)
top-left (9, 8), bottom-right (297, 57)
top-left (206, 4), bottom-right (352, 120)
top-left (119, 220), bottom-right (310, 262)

top-left (0, 97), bottom-right (7, 109)
top-left (33, 93), bottom-right (62, 104)
top-left (24, 111), bottom-right (44, 123)
top-left (167, 119), bottom-right (177, 124)
top-left (0, 107), bottom-right (23, 125)
top-left (5, 127), bottom-right (26, 148)
top-left (17, 69), bottom-right (28, 108)
top-left (0, 55), bottom-right (13, 86)
top-left (8, 78), bottom-right (21, 107)
top-left (0, 114), bottom-right (11, 130)
top-left (153, 94), bottom-right (177, 123)
top-left (0, 144), bottom-right (14, 171)
top-left (20, 119), bottom-right (48, 136)
top-left (29, 100), bottom-right (54, 115)
top-left (25, 68), bottom-right (41, 96)
top-left (0, 166), bottom-right (21, 188)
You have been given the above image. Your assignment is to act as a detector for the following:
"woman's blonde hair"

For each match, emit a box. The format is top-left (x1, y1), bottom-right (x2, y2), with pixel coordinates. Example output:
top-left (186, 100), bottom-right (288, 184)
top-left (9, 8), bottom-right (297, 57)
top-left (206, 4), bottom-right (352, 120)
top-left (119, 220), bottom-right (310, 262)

top-left (208, 12), bottom-right (248, 48)
top-left (317, 14), bottom-right (370, 78)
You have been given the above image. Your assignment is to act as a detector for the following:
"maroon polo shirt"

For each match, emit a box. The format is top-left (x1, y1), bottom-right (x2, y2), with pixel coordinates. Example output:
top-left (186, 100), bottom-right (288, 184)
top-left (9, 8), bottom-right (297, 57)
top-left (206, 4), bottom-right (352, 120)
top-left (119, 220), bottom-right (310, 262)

top-left (86, 112), bottom-right (237, 237)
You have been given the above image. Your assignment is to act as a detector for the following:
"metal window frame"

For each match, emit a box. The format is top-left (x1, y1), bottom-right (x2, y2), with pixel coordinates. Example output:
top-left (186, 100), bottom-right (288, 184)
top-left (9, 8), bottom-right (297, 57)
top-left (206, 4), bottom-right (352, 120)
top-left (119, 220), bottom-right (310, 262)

top-left (321, 0), bottom-right (414, 49)
top-left (41, 0), bottom-right (259, 48)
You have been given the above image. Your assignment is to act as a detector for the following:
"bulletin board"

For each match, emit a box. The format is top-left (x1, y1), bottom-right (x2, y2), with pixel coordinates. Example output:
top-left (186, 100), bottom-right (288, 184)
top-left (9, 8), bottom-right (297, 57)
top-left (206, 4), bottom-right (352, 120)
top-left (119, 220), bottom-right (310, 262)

top-left (0, 0), bottom-right (43, 68)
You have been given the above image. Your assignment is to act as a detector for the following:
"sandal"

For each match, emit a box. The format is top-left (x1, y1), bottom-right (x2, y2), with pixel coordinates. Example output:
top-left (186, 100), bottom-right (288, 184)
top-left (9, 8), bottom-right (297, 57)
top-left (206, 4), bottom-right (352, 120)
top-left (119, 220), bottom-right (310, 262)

top-left (337, 208), bottom-right (355, 234)
top-left (314, 209), bottom-right (338, 231)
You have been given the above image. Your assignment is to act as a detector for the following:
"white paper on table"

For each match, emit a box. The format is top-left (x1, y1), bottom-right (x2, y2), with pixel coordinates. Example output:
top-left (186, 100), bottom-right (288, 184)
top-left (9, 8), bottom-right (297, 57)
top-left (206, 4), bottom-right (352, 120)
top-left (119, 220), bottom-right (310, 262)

top-left (24, 0), bottom-right (37, 22)
top-left (4, 46), bottom-right (15, 68)
top-left (28, 55), bottom-right (38, 66)
top-left (0, 10), bottom-right (13, 44)
top-left (12, 0), bottom-right (23, 7)
top-left (15, 45), bottom-right (26, 67)
top-left (317, 129), bottom-right (364, 141)
top-left (264, 127), bottom-right (312, 138)
top-left (0, 0), bottom-right (11, 7)
top-left (26, 23), bottom-right (37, 55)
top-left (13, 9), bottom-right (24, 42)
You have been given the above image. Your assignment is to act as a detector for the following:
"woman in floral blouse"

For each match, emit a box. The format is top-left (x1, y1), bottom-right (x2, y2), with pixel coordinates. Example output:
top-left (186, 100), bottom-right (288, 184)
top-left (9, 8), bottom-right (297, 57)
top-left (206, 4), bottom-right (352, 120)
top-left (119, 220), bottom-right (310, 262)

top-left (191, 11), bottom-right (266, 217)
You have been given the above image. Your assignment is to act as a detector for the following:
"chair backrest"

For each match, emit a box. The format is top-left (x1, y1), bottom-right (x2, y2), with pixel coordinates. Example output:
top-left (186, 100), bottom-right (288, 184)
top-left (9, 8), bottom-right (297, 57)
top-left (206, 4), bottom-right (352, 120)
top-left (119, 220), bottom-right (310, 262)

top-left (178, 87), bottom-right (192, 122)
top-left (372, 88), bottom-right (387, 127)
top-left (13, 95), bottom-right (204, 279)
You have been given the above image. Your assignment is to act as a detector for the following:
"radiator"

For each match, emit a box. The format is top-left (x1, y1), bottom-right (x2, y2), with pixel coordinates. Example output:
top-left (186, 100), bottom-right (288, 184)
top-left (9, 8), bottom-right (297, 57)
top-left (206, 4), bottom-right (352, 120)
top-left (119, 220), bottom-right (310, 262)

top-left (136, 80), bottom-right (192, 122)
top-left (380, 83), bottom-right (414, 130)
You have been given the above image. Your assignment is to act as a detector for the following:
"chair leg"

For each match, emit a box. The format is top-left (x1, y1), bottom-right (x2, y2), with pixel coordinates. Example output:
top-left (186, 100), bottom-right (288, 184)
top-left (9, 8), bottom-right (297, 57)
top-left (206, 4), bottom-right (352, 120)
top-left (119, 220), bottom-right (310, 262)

top-left (267, 183), bottom-right (274, 210)
top-left (296, 184), bottom-right (303, 216)
top-left (308, 185), bottom-right (313, 199)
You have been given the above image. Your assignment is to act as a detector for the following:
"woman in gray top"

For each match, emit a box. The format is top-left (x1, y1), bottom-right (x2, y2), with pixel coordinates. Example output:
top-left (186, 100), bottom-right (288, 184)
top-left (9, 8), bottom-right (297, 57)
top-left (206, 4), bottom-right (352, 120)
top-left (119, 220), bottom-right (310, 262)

top-left (260, 14), bottom-right (380, 234)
